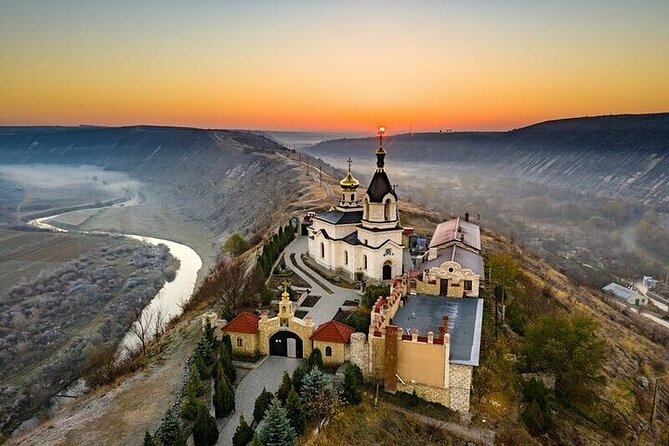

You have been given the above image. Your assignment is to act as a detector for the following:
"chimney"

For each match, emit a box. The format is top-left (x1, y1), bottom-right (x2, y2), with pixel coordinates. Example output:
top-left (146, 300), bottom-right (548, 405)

top-left (411, 329), bottom-right (419, 342)
top-left (465, 211), bottom-right (470, 222)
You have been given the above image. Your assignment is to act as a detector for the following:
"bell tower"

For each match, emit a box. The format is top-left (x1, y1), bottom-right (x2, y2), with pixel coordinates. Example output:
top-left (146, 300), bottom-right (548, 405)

top-left (337, 157), bottom-right (362, 211)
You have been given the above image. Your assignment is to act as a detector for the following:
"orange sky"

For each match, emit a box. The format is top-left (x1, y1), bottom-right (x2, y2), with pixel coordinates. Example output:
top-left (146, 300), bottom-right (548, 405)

top-left (1, 1), bottom-right (668, 132)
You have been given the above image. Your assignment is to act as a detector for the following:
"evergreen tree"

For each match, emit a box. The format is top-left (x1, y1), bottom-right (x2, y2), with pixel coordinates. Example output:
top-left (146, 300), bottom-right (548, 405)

top-left (221, 332), bottom-right (233, 356)
top-left (203, 318), bottom-right (217, 348)
top-left (300, 367), bottom-right (338, 421)
top-left (192, 351), bottom-right (208, 379)
top-left (192, 404), bottom-right (220, 446)
top-left (197, 335), bottom-right (215, 366)
top-left (143, 430), bottom-right (157, 446)
top-left (157, 408), bottom-right (186, 446)
top-left (186, 364), bottom-right (206, 397)
top-left (232, 415), bottom-right (254, 446)
top-left (219, 342), bottom-right (236, 383)
top-left (306, 348), bottom-right (323, 371)
top-left (253, 387), bottom-right (274, 423)
top-left (258, 398), bottom-right (296, 446)
top-left (276, 371), bottom-right (293, 403)
top-left (342, 363), bottom-right (363, 405)
top-left (291, 364), bottom-right (307, 393)
top-left (251, 433), bottom-right (262, 446)
top-left (285, 388), bottom-right (306, 435)
top-left (213, 370), bottom-right (235, 418)
top-left (181, 386), bottom-right (200, 421)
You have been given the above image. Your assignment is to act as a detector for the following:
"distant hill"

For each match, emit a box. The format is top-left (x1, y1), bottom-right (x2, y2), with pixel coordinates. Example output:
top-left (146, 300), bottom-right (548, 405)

top-left (303, 113), bottom-right (669, 207)
top-left (0, 125), bottom-right (301, 239)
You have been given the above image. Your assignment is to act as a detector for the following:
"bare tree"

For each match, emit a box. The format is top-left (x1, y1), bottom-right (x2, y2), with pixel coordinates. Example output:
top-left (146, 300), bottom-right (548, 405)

top-left (215, 257), bottom-right (259, 313)
top-left (129, 308), bottom-right (155, 355)
top-left (153, 308), bottom-right (165, 341)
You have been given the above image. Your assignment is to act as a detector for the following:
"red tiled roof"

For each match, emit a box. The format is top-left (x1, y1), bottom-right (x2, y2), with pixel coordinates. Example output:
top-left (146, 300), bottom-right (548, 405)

top-left (223, 312), bottom-right (259, 334)
top-left (310, 320), bottom-right (355, 343)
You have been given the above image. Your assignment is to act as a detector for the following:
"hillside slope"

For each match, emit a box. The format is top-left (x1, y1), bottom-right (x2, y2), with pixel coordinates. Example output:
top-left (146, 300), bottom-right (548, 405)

top-left (305, 113), bottom-right (669, 207)
top-left (0, 126), bottom-right (303, 245)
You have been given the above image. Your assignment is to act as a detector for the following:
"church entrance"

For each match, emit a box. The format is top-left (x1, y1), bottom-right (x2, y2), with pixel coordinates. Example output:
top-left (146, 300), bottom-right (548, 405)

top-left (440, 279), bottom-right (449, 296)
top-left (269, 331), bottom-right (303, 358)
top-left (382, 262), bottom-right (392, 280)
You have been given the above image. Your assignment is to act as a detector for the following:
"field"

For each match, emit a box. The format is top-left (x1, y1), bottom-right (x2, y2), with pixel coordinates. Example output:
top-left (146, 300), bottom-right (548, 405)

top-left (0, 229), bottom-right (112, 295)
top-left (0, 233), bottom-right (175, 437)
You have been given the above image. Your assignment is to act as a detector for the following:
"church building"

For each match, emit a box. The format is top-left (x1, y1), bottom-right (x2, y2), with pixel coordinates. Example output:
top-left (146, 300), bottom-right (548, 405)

top-left (307, 127), bottom-right (404, 281)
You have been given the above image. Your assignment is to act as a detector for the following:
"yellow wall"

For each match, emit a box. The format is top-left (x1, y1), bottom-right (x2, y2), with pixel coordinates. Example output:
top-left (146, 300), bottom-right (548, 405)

top-left (313, 341), bottom-right (348, 365)
top-left (226, 331), bottom-right (258, 356)
top-left (396, 339), bottom-right (447, 388)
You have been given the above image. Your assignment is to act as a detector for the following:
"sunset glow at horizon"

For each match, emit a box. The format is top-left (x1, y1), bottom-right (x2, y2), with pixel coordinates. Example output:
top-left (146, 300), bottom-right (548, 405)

top-left (1, 1), bottom-right (669, 133)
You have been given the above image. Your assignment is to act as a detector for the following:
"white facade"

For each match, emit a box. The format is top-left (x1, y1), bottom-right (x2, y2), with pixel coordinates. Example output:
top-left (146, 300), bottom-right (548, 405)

top-left (307, 135), bottom-right (404, 282)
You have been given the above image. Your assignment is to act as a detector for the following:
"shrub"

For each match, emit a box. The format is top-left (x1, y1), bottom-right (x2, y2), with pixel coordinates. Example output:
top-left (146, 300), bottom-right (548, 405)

top-left (232, 415), bottom-right (254, 446)
top-left (292, 364), bottom-right (308, 393)
top-left (285, 388), bottom-right (306, 435)
top-left (300, 367), bottom-right (339, 421)
top-left (143, 430), bottom-right (157, 446)
top-left (219, 343), bottom-right (236, 384)
top-left (254, 387), bottom-right (274, 423)
top-left (306, 348), bottom-right (323, 371)
top-left (156, 408), bottom-right (186, 446)
top-left (181, 387), bottom-right (201, 421)
top-left (521, 400), bottom-right (549, 436)
top-left (224, 233), bottom-right (251, 257)
top-left (277, 371), bottom-right (293, 403)
top-left (213, 370), bottom-right (235, 418)
top-left (186, 364), bottom-right (206, 397)
top-left (360, 284), bottom-right (390, 310)
top-left (192, 404), bottom-right (219, 446)
top-left (258, 398), bottom-right (296, 446)
top-left (342, 363), bottom-right (363, 405)
top-left (346, 311), bottom-right (371, 333)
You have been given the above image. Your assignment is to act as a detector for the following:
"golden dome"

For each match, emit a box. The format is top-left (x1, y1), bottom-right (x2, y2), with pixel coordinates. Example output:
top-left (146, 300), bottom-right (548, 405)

top-left (340, 157), bottom-right (359, 189)
top-left (340, 171), bottom-right (360, 189)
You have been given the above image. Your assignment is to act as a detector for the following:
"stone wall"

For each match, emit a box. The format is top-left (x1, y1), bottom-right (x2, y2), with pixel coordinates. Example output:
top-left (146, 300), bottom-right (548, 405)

top-left (350, 332), bottom-right (370, 377)
top-left (449, 363), bottom-right (473, 412)
top-left (396, 382), bottom-right (450, 407)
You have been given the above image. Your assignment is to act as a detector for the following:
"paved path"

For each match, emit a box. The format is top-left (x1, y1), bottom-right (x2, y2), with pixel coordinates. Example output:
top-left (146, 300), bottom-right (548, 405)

top-left (218, 356), bottom-right (302, 444)
top-left (284, 236), bottom-right (361, 326)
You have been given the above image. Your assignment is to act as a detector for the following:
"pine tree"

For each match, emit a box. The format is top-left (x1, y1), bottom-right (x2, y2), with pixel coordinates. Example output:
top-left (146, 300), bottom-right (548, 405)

top-left (192, 351), bottom-right (208, 379)
top-left (192, 404), bottom-right (219, 446)
top-left (232, 415), bottom-right (254, 446)
top-left (253, 387), bottom-right (274, 423)
top-left (219, 342), bottom-right (236, 383)
top-left (221, 332), bottom-right (233, 356)
top-left (285, 388), bottom-right (306, 435)
top-left (300, 367), bottom-right (338, 421)
top-left (258, 398), bottom-right (296, 446)
top-left (292, 364), bottom-right (307, 393)
top-left (342, 363), bottom-right (363, 405)
top-left (181, 386), bottom-right (200, 421)
top-left (157, 408), bottom-right (186, 446)
top-left (186, 364), bottom-right (206, 397)
top-left (306, 348), bottom-right (323, 371)
top-left (276, 371), bottom-right (293, 403)
top-left (213, 369), bottom-right (235, 418)
top-left (143, 430), bottom-right (157, 446)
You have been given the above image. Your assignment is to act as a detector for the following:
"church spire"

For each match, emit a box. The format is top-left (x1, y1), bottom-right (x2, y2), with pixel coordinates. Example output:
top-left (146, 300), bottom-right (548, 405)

top-left (375, 126), bottom-right (387, 171)
top-left (339, 157), bottom-right (360, 190)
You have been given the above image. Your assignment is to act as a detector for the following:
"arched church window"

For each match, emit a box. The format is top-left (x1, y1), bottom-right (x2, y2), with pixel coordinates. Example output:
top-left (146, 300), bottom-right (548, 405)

top-left (325, 346), bottom-right (332, 357)
top-left (384, 198), bottom-right (392, 221)
top-left (364, 199), bottom-right (369, 219)
top-left (237, 337), bottom-right (243, 347)
top-left (363, 255), bottom-right (367, 270)
top-left (320, 242), bottom-right (325, 258)
top-left (350, 193), bottom-right (354, 201)
top-left (344, 251), bottom-right (349, 265)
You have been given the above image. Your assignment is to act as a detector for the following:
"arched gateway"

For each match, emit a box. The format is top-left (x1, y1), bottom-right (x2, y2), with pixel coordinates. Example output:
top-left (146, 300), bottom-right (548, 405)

top-left (269, 330), bottom-right (303, 358)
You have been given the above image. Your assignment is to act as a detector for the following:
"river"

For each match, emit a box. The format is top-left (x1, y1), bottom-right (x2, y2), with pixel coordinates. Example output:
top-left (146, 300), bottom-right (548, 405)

top-left (27, 198), bottom-right (203, 354)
